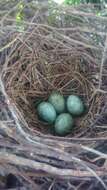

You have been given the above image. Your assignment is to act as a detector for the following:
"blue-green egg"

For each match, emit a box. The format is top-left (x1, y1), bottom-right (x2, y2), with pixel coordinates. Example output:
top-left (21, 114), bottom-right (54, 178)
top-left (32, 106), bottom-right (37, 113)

top-left (37, 102), bottom-right (56, 124)
top-left (48, 92), bottom-right (65, 113)
top-left (55, 113), bottom-right (74, 136)
top-left (67, 95), bottom-right (84, 116)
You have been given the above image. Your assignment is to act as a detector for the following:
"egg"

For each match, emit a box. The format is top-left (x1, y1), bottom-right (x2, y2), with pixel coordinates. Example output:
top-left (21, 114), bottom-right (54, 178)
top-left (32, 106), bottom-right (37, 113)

top-left (48, 92), bottom-right (65, 113)
top-left (55, 113), bottom-right (74, 136)
top-left (37, 102), bottom-right (56, 124)
top-left (67, 95), bottom-right (84, 116)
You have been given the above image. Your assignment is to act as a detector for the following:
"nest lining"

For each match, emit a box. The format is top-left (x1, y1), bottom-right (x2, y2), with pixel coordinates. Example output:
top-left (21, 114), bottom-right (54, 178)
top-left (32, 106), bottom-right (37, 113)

top-left (2, 24), bottom-right (106, 138)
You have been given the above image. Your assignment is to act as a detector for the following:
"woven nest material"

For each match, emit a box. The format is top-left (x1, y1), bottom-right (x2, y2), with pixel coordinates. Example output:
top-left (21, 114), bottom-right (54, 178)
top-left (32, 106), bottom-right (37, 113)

top-left (2, 23), bottom-right (106, 138)
top-left (0, 2), bottom-right (107, 190)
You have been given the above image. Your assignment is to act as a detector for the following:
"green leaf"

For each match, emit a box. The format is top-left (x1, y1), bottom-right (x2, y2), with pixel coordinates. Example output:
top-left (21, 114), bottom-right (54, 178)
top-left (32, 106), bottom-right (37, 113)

top-left (64, 0), bottom-right (80, 5)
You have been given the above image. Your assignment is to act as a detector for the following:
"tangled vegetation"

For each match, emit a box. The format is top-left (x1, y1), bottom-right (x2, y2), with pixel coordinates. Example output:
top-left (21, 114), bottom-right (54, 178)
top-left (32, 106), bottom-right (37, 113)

top-left (0, 1), bottom-right (107, 190)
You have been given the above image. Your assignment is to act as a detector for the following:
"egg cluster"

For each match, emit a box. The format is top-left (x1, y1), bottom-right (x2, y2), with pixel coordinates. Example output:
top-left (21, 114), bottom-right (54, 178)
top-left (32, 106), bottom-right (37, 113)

top-left (37, 92), bottom-right (84, 136)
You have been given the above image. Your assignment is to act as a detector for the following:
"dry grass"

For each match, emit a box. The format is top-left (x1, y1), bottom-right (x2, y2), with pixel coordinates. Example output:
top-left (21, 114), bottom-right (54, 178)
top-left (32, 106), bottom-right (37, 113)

top-left (0, 1), bottom-right (107, 189)
top-left (2, 24), bottom-right (106, 138)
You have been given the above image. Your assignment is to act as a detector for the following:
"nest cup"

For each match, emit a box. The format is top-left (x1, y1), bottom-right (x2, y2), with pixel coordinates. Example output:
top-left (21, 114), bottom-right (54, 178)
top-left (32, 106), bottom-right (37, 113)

top-left (1, 3), bottom-right (107, 188)
top-left (2, 24), bottom-right (106, 137)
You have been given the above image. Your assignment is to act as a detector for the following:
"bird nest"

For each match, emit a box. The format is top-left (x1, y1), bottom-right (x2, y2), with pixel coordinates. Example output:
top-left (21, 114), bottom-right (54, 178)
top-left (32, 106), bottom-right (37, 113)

top-left (2, 24), bottom-right (106, 138)
top-left (0, 2), bottom-right (107, 190)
